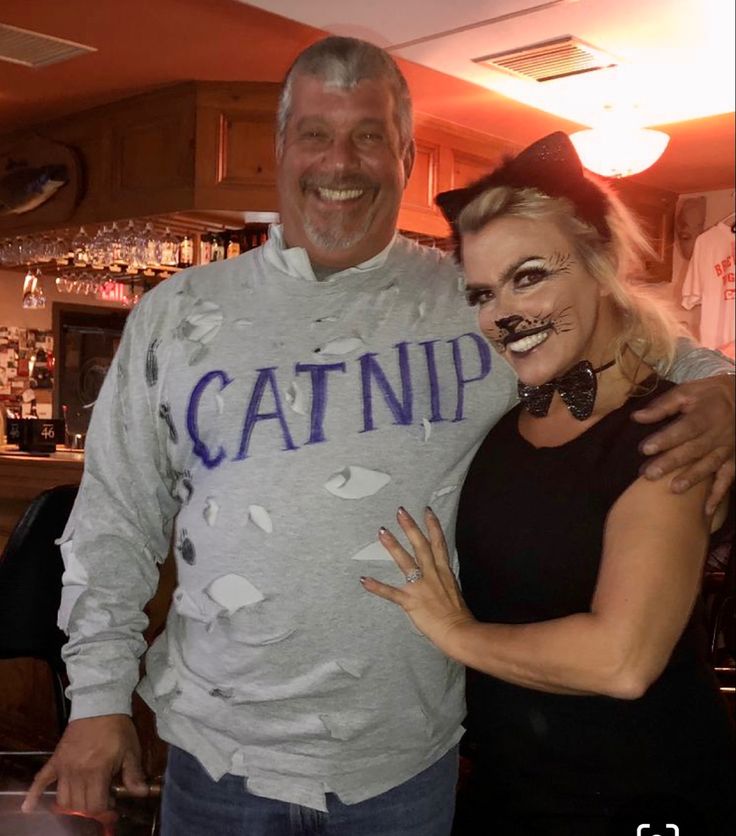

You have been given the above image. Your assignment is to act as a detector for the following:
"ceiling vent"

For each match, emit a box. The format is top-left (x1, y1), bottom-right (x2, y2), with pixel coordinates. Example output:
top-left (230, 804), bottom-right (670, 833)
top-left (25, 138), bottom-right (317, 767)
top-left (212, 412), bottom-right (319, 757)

top-left (474, 36), bottom-right (618, 82)
top-left (0, 23), bottom-right (96, 69)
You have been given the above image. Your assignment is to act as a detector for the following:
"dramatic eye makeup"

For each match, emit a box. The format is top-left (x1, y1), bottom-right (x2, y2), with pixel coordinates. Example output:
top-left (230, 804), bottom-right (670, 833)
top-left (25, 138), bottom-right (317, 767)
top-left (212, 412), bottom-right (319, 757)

top-left (465, 251), bottom-right (574, 307)
top-left (465, 287), bottom-right (494, 307)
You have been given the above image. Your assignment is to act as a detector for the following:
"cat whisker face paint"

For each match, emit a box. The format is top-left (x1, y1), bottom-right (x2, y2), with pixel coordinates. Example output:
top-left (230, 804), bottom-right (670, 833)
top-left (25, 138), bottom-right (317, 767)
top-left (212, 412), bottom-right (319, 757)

top-left (461, 215), bottom-right (610, 387)
top-left (464, 252), bottom-right (577, 355)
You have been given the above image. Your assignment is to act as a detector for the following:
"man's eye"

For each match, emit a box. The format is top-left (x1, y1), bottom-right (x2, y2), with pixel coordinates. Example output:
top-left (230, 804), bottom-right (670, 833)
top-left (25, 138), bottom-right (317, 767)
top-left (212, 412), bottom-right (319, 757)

top-left (357, 132), bottom-right (383, 143)
top-left (465, 289), bottom-right (494, 307)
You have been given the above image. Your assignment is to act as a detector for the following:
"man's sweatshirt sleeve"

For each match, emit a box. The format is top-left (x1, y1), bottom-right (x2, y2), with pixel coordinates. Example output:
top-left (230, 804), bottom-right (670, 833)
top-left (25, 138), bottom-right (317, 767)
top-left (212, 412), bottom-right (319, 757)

top-left (667, 336), bottom-right (735, 382)
top-left (58, 296), bottom-right (180, 721)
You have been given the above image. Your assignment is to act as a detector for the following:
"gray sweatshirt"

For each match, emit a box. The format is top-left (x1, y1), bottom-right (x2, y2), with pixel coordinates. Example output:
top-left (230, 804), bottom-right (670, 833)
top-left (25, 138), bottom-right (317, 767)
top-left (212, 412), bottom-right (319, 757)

top-left (58, 227), bottom-right (731, 811)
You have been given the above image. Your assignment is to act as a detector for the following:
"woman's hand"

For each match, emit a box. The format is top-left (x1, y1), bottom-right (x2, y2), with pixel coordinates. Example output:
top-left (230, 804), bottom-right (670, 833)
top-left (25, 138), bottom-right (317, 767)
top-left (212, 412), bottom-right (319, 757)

top-left (360, 506), bottom-right (476, 659)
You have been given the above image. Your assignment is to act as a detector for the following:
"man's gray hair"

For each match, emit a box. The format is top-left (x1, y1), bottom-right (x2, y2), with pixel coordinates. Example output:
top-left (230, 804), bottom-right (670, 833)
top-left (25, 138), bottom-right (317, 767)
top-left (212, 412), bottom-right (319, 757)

top-left (276, 36), bottom-right (413, 157)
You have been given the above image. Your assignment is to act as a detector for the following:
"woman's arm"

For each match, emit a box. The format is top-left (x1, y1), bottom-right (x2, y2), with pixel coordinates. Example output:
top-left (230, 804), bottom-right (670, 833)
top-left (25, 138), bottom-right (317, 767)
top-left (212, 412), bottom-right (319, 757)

top-left (362, 478), bottom-right (716, 698)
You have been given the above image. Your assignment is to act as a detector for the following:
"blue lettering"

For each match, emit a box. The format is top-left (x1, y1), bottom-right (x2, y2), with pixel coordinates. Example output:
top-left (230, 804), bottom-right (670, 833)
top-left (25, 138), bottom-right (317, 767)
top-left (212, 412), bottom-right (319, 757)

top-left (359, 342), bottom-right (413, 432)
top-left (187, 370), bottom-right (232, 469)
top-left (449, 333), bottom-right (492, 421)
top-left (419, 339), bottom-right (444, 422)
top-left (236, 367), bottom-right (298, 460)
top-left (295, 362), bottom-right (347, 444)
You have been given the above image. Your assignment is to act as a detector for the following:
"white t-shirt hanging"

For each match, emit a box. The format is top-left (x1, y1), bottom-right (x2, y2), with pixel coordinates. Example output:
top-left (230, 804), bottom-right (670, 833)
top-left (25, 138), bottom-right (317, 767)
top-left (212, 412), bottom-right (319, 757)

top-left (681, 222), bottom-right (735, 350)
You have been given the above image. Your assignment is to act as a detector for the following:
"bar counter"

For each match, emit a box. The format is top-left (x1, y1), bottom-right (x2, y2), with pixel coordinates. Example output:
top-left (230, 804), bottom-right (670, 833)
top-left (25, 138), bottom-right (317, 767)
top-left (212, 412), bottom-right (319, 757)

top-left (0, 445), bottom-right (84, 551)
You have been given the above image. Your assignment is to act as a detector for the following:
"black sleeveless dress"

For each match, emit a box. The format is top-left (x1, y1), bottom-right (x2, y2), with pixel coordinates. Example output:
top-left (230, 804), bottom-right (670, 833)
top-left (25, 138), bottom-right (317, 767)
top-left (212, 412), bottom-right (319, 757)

top-left (455, 379), bottom-right (735, 836)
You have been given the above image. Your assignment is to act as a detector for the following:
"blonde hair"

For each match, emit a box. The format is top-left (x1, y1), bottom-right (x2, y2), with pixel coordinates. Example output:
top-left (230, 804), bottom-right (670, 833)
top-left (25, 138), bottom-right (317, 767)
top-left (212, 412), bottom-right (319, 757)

top-left (457, 182), bottom-right (681, 382)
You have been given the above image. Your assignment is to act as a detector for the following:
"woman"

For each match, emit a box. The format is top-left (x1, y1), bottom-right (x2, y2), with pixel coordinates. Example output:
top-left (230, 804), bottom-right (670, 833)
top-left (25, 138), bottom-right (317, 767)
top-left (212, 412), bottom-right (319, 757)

top-left (360, 133), bottom-right (735, 835)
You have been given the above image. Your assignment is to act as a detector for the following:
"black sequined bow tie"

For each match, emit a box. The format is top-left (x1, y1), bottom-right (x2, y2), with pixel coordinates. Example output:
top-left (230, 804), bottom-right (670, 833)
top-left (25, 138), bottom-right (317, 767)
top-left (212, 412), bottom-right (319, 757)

top-left (517, 359), bottom-right (615, 420)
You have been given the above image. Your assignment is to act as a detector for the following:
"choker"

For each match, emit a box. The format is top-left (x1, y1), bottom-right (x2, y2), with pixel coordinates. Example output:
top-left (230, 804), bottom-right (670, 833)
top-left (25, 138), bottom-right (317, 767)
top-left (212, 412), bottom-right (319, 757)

top-left (518, 359), bottom-right (616, 420)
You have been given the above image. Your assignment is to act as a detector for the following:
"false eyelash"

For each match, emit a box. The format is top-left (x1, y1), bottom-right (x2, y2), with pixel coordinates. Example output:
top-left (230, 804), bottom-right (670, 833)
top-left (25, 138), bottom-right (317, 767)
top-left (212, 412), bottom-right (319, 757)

top-left (465, 289), bottom-right (490, 307)
top-left (548, 251), bottom-right (573, 273)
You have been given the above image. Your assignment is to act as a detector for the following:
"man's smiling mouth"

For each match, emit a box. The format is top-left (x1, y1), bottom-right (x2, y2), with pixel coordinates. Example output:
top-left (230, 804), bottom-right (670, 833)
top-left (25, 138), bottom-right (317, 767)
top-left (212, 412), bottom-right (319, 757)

top-left (315, 187), bottom-right (367, 202)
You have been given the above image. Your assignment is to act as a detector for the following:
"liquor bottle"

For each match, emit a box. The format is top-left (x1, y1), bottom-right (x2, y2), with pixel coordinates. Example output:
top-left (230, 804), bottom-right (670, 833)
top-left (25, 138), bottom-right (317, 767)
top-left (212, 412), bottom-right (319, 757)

top-left (211, 234), bottom-right (225, 262)
top-left (179, 234), bottom-right (194, 267)
top-left (200, 233), bottom-right (212, 265)
top-left (226, 232), bottom-right (241, 259)
top-left (160, 228), bottom-right (179, 267)
top-left (144, 222), bottom-right (161, 269)
top-left (110, 222), bottom-right (125, 266)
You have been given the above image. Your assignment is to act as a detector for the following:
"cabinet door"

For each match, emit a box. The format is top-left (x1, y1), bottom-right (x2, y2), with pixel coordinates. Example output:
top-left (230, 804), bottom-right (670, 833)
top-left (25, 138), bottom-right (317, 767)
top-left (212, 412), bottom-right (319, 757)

top-left (399, 137), bottom-right (444, 236)
top-left (398, 117), bottom-right (514, 238)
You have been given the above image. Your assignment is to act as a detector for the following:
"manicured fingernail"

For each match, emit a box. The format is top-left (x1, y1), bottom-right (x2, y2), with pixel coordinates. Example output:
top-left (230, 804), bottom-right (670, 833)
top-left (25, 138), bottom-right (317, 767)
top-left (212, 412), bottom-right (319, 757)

top-left (397, 506), bottom-right (407, 516)
top-left (642, 442), bottom-right (658, 455)
top-left (378, 526), bottom-right (387, 535)
top-left (645, 466), bottom-right (663, 479)
top-left (360, 577), bottom-right (367, 583)
top-left (673, 479), bottom-right (690, 493)
top-left (425, 505), bottom-right (435, 515)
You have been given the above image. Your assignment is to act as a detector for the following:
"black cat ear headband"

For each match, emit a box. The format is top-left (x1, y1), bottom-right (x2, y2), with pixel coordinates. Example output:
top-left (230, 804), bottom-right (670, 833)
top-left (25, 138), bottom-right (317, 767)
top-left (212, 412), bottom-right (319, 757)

top-left (435, 131), bottom-right (611, 257)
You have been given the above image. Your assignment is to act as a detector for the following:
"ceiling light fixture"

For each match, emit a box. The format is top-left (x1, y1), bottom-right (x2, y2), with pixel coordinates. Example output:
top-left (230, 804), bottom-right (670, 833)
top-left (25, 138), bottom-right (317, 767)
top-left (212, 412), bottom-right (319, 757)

top-left (569, 126), bottom-right (670, 178)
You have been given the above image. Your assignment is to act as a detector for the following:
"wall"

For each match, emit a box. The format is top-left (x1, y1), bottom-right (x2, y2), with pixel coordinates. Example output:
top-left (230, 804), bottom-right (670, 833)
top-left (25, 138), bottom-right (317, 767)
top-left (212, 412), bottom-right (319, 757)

top-left (670, 188), bottom-right (735, 338)
top-left (638, 188), bottom-right (733, 340)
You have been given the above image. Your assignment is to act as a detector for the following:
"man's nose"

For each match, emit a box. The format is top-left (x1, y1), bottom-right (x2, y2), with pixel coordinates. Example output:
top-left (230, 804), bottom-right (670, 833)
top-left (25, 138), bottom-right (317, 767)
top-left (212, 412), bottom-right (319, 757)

top-left (495, 315), bottom-right (524, 332)
top-left (323, 135), bottom-right (360, 169)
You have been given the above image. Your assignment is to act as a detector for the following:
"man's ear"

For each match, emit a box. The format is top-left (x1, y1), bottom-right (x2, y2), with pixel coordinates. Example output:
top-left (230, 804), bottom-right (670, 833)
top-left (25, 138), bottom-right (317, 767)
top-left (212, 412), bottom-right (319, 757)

top-left (403, 140), bottom-right (416, 186)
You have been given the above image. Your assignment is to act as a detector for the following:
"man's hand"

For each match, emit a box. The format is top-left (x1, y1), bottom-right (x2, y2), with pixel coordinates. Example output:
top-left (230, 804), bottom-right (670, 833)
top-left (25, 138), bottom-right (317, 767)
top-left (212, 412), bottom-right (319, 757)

top-left (632, 374), bottom-right (735, 513)
top-left (22, 714), bottom-right (149, 816)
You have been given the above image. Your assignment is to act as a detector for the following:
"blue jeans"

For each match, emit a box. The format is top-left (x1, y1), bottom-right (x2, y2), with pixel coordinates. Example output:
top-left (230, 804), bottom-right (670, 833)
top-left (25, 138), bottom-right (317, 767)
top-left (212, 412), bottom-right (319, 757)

top-left (161, 744), bottom-right (458, 836)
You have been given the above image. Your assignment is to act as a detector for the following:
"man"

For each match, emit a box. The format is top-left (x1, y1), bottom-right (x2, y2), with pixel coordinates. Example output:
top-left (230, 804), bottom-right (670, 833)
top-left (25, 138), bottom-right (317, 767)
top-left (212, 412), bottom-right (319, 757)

top-left (24, 36), bottom-right (735, 836)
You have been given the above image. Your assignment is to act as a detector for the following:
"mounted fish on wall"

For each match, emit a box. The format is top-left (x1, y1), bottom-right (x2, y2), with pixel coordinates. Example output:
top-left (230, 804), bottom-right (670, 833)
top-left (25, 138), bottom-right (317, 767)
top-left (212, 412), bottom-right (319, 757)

top-left (0, 161), bottom-right (69, 215)
top-left (0, 136), bottom-right (84, 234)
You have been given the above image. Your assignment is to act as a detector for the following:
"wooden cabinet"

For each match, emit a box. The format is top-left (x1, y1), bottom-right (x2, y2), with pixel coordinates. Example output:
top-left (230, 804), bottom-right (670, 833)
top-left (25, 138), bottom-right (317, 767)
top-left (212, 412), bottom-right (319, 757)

top-left (194, 84), bottom-right (280, 212)
top-left (0, 84), bottom-right (676, 281)
top-left (0, 82), bottom-right (279, 236)
top-left (398, 115), bottom-right (517, 238)
top-left (399, 117), bottom-right (677, 283)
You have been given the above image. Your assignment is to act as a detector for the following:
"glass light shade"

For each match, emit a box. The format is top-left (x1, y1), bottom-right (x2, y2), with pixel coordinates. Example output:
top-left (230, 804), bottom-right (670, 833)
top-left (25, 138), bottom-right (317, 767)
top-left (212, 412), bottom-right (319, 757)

top-left (569, 128), bottom-right (670, 177)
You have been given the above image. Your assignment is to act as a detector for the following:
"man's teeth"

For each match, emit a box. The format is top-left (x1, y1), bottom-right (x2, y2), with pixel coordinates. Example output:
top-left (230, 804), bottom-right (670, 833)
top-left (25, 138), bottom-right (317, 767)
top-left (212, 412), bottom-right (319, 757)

top-left (317, 187), bottom-right (365, 202)
top-left (508, 330), bottom-right (550, 353)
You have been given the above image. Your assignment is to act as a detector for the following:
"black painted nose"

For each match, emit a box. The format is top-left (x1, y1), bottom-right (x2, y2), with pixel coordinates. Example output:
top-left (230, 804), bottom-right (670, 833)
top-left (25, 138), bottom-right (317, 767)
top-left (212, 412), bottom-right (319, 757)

top-left (495, 315), bottom-right (524, 332)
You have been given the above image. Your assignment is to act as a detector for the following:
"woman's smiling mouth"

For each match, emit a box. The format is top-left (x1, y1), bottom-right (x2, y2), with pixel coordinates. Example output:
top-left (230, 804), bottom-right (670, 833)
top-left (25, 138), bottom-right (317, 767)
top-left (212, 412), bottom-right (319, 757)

top-left (506, 329), bottom-right (551, 353)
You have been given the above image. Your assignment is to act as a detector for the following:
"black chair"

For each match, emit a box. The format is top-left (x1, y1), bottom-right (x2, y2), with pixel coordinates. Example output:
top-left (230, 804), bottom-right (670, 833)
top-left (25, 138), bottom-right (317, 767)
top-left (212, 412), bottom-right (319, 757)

top-left (0, 483), bottom-right (79, 735)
